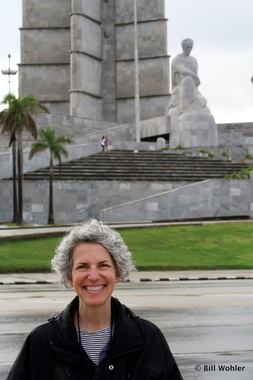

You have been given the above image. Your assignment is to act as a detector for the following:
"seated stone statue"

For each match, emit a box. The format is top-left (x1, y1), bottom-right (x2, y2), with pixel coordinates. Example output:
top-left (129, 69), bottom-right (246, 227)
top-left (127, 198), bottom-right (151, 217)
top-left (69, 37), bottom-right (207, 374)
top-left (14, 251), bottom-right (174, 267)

top-left (167, 38), bottom-right (217, 148)
top-left (168, 38), bottom-right (210, 115)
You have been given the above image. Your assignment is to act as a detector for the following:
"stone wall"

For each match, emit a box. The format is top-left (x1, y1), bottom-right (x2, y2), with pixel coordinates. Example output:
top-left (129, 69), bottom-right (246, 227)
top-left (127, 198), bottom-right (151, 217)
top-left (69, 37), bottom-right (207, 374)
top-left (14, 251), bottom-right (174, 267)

top-left (115, 0), bottom-right (170, 123)
top-left (116, 57), bottom-right (169, 98)
top-left (22, 0), bottom-right (71, 28)
top-left (218, 122), bottom-right (253, 145)
top-left (101, 0), bottom-right (117, 122)
top-left (20, 65), bottom-right (70, 103)
top-left (19, 0), bottom-right (71, 114)
top-left (117, 96), bottom-right (170, 124)
top-left (70, 0), bottom-right (103, 119)
top-left (115, 0), bottom-right (165, 23)
top-left (1, 179), bottom-right (252, 224)
top-left (72, 0), bottom-right (101, 19)
top-left (0, 180), bottom-right (184, 224)
top-left (32, 113), bottom-right (119, 136)
top-left (100, 179), bottom-right (253, 222)
top-left (21, 29), bottom-right (70, 64)
top-left (116, 21), bottom-right (167, 59)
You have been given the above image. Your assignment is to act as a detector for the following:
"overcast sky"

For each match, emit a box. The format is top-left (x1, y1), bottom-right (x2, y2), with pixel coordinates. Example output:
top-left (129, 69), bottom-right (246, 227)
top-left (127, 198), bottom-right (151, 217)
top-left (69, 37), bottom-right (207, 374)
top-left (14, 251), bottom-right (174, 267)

top-left (0, 0), bottom-right (252, 124)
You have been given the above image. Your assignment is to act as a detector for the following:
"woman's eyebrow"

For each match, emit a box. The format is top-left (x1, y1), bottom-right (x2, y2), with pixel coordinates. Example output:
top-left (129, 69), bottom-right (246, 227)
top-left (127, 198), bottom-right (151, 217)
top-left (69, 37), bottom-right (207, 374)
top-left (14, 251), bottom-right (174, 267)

top-left (76, 260), bottom-right (111, 264)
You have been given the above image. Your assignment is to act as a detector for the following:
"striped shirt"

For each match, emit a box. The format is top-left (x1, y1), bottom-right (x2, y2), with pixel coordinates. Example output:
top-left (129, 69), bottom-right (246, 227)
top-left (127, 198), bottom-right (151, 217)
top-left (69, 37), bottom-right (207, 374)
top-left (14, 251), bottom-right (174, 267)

top-left (77, 326), bottom-right (114, 366)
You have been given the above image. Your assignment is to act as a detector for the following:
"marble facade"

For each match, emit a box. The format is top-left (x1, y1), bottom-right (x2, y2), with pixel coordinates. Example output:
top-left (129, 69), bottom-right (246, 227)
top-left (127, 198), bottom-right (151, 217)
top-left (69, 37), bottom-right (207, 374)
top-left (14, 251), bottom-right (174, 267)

top-left (100, 179), bottom-right (253, 222)
top-left (0, 179), bottom-right (252, 224)
top-left (0, 181), bottom-right (184, 224)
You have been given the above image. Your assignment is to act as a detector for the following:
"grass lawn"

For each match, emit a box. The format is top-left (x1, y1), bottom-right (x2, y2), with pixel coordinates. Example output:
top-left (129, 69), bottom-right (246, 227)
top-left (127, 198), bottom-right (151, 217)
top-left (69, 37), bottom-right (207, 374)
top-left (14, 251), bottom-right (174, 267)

top-left (121, 223), bottom-right (253, 270)
top-left (0, 223), bottom-right (253, 273)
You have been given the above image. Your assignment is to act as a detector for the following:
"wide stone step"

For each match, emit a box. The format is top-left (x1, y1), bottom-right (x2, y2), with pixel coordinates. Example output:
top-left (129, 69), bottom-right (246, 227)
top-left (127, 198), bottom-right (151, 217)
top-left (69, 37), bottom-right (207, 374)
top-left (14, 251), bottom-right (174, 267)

top-left (25, 164), bottom-right (247, 173)
top-left (22, 176), bottom-right (216, 181)
top-left (52, 161), bottom-right (246, 169)
top-left (22, 171), bottom-right (239, 181)
top-left (24, 167), bottom-right (244, 175)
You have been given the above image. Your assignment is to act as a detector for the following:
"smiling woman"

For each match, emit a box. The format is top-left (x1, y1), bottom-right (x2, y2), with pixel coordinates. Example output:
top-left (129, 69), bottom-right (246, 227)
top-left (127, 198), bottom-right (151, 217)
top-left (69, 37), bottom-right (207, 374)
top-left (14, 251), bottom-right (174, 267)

top-left (69, 243), bottom-right (120, 328)
top-left (6, 219), bottom-right (183, 380)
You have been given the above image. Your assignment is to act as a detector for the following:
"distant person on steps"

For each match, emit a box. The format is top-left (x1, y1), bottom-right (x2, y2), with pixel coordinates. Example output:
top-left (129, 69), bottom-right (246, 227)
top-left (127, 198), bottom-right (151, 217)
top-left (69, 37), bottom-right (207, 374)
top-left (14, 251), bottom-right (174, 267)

top-left (104, 135), bottom-right (109, 151)
top-left (100, 136), bottom-right (105, 152)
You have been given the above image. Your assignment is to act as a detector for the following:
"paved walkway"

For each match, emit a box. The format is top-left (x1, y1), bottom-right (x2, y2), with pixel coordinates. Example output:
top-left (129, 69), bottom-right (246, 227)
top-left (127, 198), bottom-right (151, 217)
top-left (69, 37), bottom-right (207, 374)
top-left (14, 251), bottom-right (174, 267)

top-left (0, 225), bottom-right (73, 240)
top-left (1, 223), bottom-right (252, 285)
top-left (1, 270), bottom-right (252, 285)
top-left (1, 218), bottom-right (253, 239)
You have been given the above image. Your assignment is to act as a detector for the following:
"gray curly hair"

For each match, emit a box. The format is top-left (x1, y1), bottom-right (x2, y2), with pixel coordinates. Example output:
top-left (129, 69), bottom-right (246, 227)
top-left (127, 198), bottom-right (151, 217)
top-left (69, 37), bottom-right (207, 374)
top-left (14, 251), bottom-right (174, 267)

top-left (51, 219), bottom-right (136, 287)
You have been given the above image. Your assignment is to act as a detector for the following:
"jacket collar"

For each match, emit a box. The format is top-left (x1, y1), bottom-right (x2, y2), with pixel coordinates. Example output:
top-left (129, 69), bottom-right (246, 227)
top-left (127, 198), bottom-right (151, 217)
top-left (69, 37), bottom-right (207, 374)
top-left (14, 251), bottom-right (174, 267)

top-left (111, 297), bottom-right (144, 358)
top-left (49, 296), bottom-right (83, 364)
top-left (48, 296), bottom-right (144, 363)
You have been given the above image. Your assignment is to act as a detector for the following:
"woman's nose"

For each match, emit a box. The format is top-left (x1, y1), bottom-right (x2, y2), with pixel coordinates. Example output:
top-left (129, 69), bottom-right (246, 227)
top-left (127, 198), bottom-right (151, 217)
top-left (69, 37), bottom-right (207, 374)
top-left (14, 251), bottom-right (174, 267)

top-left (88, 267), bottom-right (100, 280)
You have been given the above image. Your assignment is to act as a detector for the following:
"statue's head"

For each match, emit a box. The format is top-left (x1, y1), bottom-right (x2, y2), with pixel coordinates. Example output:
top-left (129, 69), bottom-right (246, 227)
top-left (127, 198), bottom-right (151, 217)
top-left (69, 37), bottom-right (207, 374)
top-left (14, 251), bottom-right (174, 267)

top-left (181, 38), bottom-right (193, 56)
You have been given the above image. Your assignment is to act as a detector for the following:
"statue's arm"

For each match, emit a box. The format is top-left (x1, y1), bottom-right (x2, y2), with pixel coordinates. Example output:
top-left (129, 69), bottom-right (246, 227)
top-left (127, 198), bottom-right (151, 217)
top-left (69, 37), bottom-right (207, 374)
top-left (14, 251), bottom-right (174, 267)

top-left (172, 57), bottom-right (200, 86)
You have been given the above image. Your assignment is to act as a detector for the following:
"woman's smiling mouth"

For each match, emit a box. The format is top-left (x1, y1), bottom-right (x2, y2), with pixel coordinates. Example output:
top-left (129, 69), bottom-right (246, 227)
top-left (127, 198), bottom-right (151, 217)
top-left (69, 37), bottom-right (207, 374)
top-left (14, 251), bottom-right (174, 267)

top-left (84, 285), bottom-right (105, 292)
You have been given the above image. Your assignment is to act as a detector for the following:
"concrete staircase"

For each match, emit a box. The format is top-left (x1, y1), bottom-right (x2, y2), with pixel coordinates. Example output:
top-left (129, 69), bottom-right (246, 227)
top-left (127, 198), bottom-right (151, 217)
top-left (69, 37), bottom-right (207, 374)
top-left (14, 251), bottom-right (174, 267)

top-left (22, 150), bottom-right (249, 182)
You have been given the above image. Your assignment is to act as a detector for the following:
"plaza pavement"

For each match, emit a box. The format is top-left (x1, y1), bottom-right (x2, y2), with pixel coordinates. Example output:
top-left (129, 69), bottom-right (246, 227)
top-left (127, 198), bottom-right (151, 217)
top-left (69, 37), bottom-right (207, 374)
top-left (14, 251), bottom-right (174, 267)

top-left (0, 223), bottom-right (252, 285)
top-left (0, 269), bottom-right (253, 286)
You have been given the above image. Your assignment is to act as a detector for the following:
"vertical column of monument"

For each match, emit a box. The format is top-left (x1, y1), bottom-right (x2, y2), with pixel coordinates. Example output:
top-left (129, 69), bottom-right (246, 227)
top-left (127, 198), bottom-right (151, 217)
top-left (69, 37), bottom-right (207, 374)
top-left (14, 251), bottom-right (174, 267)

top-left (19, 0), bottom-right (71, 114)
top-left (70, 0), bottom-right (103, 119)
top-left (101, 0), bottom-right (117, 122)
top-left (115, 0), bottom-right (170, 124)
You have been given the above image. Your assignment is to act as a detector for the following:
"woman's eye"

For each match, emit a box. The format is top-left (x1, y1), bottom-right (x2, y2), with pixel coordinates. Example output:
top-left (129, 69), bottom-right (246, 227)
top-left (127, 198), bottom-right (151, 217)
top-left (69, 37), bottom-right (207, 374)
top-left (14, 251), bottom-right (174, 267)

top-left (77, 265), bottom-right (88, 270)
top-left (100, 263), bottom-right (110, 268)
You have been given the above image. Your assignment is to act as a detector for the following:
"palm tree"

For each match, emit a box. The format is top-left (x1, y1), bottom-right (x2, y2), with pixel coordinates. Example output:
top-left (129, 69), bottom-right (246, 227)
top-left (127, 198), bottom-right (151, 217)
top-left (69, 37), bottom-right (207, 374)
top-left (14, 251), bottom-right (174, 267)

top-left (29, 126), bottom-right (73, 224)
top-left (0, 94), bottom-right (49, 225)
top-left (11, 138), bottom-right (18, 223)
top-left (0, 103), bottom-right (18, 223)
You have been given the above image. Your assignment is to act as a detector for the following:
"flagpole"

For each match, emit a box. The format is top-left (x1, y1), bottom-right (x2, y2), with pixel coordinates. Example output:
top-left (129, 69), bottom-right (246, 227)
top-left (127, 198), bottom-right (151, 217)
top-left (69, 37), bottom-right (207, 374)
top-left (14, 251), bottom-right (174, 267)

top-left (133, 0), bottom-right (140, 142)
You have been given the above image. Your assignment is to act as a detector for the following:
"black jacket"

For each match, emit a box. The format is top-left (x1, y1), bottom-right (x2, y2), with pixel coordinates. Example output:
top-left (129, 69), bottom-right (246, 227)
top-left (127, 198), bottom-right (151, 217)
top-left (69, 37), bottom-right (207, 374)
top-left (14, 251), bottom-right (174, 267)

top-left (7, 296), bottom-right (183, 380)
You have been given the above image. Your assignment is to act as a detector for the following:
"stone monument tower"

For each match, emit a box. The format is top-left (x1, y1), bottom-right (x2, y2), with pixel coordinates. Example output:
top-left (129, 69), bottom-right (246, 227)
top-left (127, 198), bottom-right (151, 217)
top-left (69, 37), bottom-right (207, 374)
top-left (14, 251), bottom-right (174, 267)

top-left (19, 0), bottom-right (170, 124)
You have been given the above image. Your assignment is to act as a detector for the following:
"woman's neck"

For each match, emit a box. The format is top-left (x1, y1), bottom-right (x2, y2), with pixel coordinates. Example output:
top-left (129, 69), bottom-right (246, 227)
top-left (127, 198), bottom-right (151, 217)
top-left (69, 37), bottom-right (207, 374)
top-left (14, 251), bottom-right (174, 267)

top-left (76, 302), bottom-right (112, 332)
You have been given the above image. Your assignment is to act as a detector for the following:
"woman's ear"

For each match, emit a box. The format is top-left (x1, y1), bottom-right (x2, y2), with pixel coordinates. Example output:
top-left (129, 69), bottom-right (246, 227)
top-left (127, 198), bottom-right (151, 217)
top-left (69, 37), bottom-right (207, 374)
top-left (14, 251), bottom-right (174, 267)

top-left (68, 274), bottom-right (73, 287)
top-left (115, 274), bottom-right (120, 284)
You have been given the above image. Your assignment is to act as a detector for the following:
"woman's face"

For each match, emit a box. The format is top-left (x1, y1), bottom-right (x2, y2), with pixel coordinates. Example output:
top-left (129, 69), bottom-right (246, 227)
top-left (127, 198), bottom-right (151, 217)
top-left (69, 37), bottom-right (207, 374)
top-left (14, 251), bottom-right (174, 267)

top-left (69, 242), bottom-right (120, 309)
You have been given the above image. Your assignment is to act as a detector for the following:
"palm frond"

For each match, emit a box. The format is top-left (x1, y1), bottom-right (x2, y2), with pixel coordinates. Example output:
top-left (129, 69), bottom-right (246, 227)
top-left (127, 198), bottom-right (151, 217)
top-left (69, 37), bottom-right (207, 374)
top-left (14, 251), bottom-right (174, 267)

top-left (23, 114), bottom-right (37, 139)
top-left (22, 95), bottom-right (49, 114)
top-left (0, 94), bottom-right (49, 140)
top-left (1, 93), bottom-right (16, 105)
top-left (29, 141), bottom-right (49, 159)
top-left (28, 126), bottom-right (73, 172)
top-left (9, 132), bottom-right (17, 147)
